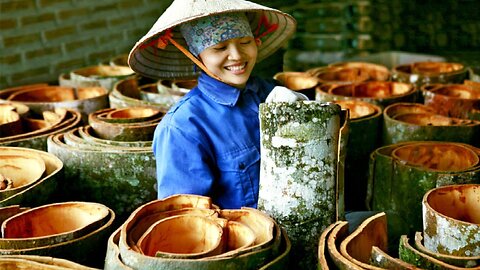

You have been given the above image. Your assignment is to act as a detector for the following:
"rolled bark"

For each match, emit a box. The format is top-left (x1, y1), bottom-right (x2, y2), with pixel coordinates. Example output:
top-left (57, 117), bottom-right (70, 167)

top-left (382, 102), bottom-right (480, 147)
top-left (334, 100), bottom-right (382, 211)
top-left (398, 235), bottom-right (472, 270)
top-left (0, 206), bottom-right (115, 268)
top-left (1, 84), bottom-right (109, 124)
top-left (328, 62), bottom-right (390, 82)
top-left (0, 109), bottom-right (81, 151)
top-left (258, 101), bottom-right (346, 270)
top-left (367, 141), bottom-right (480, 247)
top-left (109, 77), bottom-right (170, 112)
top-left (0, 255), bottom-right (97, 270)
top-left (339, 212), bottom-right (387, 270)
top-left (392, 61), bottom-right (469, 87)
top-left (421, 83), bottom-right (480, 121)
top-left (0, 202), bottom-right (111, 250)
top-left (0, 152), bottom-right (46, 201)
top-left (423, 184), bottom-right (480, 257)
top-left (111, 194), bottom-right (287, 270)
top-left (415, 231), bottom-right (480, 268)
top-left (273, 71), bottom-right (318, 100)
top-left (318, 222), bottom-right (339, 270)
top-left (370, 246), bottom-right (417, 269)
top-left (47, 131), bottom-right (156, 222)
top-left (0, 147), bottom-right (62, 208)
top-left (88, 107), bottom-right (163, 142)
top-left (326, 221), bottom-right (363, 270)
top-left (69, 65), bottom-right (135, 91)
top-left (258, 227), bottom-right (291, 270)
top-left (315, 81), bottom-right (417, 108)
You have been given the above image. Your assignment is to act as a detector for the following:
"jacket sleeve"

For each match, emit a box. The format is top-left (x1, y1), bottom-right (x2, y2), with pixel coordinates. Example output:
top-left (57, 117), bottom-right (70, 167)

top-left (152, 122), bottom-right (215, 199)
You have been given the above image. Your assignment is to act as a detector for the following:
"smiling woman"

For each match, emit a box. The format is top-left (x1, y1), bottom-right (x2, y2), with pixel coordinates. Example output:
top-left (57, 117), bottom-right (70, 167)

top-left (128, 0), bottom-right (297, 210)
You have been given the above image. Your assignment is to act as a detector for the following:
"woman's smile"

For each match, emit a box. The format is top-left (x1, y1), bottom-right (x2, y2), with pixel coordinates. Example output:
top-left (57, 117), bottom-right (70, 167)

top-left (199, 36), bottom-right (258, 88)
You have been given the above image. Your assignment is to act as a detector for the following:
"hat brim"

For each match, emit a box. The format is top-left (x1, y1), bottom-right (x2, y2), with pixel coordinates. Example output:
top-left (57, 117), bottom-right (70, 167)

top-left (128, 0), bottom-right (296, 80)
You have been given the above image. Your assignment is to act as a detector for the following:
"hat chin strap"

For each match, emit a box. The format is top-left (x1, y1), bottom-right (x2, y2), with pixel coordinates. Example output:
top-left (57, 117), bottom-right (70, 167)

top-left (167, 36), bottom-right (224, 82)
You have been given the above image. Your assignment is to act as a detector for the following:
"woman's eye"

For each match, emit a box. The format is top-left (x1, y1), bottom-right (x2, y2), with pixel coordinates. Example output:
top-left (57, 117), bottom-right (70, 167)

top-left (241, 40), bottom-right (251, 45)
top-left (213, 46), bottom-right (226, 51)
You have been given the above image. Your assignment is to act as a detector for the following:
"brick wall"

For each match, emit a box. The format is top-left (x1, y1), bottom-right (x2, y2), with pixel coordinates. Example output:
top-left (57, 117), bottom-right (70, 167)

top-left (1, 0), bottom-right (479, 89)
top-left (0, 0), bottom-right (172, 89)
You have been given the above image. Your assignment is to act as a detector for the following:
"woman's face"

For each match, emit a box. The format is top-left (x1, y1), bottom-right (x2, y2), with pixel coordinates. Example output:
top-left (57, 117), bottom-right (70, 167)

top-left (199, 36), bottom-right (258, 89)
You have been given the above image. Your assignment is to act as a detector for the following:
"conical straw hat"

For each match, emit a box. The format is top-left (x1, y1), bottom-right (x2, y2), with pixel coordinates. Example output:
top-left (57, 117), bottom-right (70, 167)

top-left (128, 0), bottom-right (296, 80)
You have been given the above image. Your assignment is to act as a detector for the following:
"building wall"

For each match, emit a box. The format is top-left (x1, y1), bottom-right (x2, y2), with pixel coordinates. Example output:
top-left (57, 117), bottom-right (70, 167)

top-left (1, 0), bottom-right (479, 89)
top-left (0, 0), bottom-right (172, 89)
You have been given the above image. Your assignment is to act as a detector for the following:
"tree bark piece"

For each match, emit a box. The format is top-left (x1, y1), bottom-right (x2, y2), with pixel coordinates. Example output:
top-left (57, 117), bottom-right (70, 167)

top-left (326, 221), bottom-right (363, 270)
top-left (367, 141), bottom-right (480, 248)
top-left (421, 83), bottom-right (480, 121)
top-left (382, 102), bottom-right (480, 147)
top-left (423, 184), bottom-right (480, 257)
top-left (339, 212), bottom-right (387, 270)
top-left (258, 101), bottom-right (346, 270)
top-left (414, 231), bottom-right (480, 268)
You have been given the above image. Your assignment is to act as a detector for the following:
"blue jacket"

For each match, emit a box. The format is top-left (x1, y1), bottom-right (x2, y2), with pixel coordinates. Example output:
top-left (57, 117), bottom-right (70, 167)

top-left (152, 72), bottom-right (275, 209)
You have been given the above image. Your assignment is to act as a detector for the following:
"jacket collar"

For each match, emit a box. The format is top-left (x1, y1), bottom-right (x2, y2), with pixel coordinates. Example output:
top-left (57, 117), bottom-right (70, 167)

top-left (196, 72), bottom-right (259, 107)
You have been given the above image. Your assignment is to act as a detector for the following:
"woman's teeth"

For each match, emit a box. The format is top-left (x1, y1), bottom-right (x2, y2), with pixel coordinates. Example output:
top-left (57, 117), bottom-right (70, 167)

top-left (226, 63), bottom-right (246, 71)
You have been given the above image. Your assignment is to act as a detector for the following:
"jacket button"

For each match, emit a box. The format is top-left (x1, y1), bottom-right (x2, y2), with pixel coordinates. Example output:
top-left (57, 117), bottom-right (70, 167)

top-left (239, 163), bottom-right (245, 170)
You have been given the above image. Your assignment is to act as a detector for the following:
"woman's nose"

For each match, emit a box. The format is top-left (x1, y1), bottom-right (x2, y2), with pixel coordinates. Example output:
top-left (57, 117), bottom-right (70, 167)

top-left (227, 44), bottom-right (242, 60)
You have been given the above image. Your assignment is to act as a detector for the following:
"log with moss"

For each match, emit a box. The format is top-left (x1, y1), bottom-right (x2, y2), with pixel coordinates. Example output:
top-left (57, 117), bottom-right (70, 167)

top-left (258, 101), bottom-right (347, 270)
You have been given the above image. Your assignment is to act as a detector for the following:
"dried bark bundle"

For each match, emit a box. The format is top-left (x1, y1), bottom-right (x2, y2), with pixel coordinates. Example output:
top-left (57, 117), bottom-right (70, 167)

top-left (316, 81), bottom-right (417, 108)
top-left (105, 194), bottom-right (290, 270)
top-left (367, 141), bottom-right (480, 245)
top-left (392, 61), bottom-right (469, 87)
top-left (421, 82), bottom-right (480, 121)
top-left (382, 102), bottom-right (480, 146)
top-left (88, 107), bottom-right (164, 141)
top-left (423, 184), bottom-right (480, 257)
